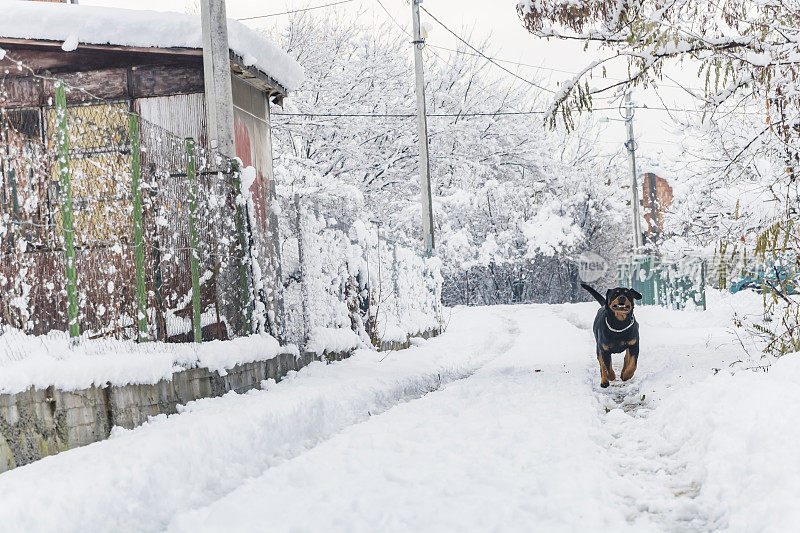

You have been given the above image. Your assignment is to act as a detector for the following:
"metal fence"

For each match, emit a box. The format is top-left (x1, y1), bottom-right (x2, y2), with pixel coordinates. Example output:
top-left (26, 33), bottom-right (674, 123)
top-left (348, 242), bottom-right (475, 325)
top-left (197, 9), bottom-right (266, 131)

top-left (279, 194), bottom-right (442, 351)
top-left (617, 255), bottom-right (707, 310)
top-left (1, 68), bottom-right (442, 352)
top-left (1, 83), bottom-right (255, 343)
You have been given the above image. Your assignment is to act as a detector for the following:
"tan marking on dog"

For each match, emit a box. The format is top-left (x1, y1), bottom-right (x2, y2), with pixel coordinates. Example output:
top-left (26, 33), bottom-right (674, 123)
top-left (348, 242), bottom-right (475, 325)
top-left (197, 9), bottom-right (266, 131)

top-left (627, 339), bottom-right (638, 346)
top-left (621, 348), bottom-right (637, 381)
top-left (597, 349), bottom-right (611, 387)
top-left (611, 308), bottom-right (630, 321)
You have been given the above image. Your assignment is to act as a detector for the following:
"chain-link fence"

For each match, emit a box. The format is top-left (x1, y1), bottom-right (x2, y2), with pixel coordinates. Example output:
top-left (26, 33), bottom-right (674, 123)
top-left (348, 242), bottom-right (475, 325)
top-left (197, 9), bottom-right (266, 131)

top-left (279, 195), bottom-right (442, 354)
top-left (0, 80), bottom-right (257, 345)
top-left (1, 58), bottom-right (442, 359)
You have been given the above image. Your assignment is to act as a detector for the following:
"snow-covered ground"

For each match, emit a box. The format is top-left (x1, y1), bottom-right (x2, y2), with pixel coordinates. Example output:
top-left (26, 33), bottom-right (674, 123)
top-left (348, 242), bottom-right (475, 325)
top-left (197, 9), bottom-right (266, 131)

top-left (1, 291), bottom-right (799, 532)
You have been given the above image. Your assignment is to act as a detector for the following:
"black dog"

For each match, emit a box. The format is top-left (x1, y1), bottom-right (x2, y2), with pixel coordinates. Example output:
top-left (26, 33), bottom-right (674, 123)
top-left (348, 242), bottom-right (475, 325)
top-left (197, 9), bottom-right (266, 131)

top-left (581, 283), bottom-right (642, 388)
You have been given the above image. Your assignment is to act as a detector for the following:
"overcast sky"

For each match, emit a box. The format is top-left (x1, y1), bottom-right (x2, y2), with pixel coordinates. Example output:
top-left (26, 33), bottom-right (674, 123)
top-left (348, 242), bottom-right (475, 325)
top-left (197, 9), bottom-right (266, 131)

top-left (80, 0), bottom-right (704, 169)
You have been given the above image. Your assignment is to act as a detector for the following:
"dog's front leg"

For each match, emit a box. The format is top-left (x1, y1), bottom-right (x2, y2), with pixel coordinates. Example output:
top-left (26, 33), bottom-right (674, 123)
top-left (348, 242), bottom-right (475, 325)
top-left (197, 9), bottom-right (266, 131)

top-left (602, 345), bottom-right (616, 381)
top-left (597, 347), bottom-right (611, 388)
top-left (621, 343), bottom-right (639, 381)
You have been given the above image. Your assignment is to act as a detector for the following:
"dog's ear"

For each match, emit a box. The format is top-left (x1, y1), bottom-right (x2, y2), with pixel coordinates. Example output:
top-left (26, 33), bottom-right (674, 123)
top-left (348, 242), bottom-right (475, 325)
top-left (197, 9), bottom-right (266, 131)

top-left (606, 289), bottom-right (613, 303)
top-left (629, 289), bottom-right (643, 300)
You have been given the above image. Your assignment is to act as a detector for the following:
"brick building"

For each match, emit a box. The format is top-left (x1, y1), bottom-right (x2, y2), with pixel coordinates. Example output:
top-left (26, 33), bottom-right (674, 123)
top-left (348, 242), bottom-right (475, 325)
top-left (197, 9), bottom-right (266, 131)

top-left (642, 172), bottom-right (673, 240)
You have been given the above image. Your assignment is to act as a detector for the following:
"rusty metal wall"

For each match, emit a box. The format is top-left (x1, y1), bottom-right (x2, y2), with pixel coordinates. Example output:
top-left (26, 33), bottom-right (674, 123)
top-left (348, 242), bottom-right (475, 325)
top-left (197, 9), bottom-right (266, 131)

top-left (232, 77), bottom-right (283, 337)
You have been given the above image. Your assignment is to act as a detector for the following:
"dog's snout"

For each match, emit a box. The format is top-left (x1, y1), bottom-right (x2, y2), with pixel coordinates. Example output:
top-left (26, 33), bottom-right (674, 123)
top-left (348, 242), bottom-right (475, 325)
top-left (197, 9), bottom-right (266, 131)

top-left (610, 295), bottom-right (631, 309)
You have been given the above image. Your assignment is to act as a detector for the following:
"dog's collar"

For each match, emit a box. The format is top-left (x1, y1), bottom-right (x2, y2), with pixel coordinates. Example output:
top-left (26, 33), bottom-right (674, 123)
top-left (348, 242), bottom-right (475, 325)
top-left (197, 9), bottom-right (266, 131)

top-left (606, 316), bottom-right (635, 333)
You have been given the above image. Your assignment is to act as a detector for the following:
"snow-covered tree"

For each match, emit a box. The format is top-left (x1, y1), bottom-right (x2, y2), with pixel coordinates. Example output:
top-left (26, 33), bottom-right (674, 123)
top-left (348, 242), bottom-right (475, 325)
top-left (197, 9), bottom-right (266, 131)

top-left (269, 12), bottom-right (627, 305)
top-left (518, 0), bottom-right (800, 352)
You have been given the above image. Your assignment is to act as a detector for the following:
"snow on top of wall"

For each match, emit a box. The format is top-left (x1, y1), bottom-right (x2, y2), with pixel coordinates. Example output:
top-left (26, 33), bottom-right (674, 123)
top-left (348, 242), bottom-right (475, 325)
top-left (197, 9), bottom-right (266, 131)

top-left (0, 1), bottom-right (304, 91)
top-left (0, 330), bottom-right (298, 395)
top-left (306, 326), bottom-right (362, 356)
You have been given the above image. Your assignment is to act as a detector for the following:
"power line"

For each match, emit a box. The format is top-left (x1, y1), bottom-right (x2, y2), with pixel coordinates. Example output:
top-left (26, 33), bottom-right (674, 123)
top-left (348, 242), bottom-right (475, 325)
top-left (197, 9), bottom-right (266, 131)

top-left (635, 104), bottom-right (765, 116)
top-left (372, 0), bottom-right (706, 96)
top-left (237, 0), bottom-right (750, 115)
top-left (272, 106), bottom-right (631, 118)
top-left (428, 44), bottom-right (580, 75)
top-left (237, 0), bottom-right (356, 21)
top-left (274, 111), bottom-right (538, 117)
top-left (371, 0), bottom-right (553, 99)
top-left (365, 3), bottom-right (754, 121)
top-left (373, 0), bottom-right (556, 94)
top-left (373, 0), bottom-right (411, 37)
top-left (425, 43), bottom-right (706, 92)
top-left (271, 105), bottom-right (764, 118)
top-left (418, 5), bottom-right (555, 94)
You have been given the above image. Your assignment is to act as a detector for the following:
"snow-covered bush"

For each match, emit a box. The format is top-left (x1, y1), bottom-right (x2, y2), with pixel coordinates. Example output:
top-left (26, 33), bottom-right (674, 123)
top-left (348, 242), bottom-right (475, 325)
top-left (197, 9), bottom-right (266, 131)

top-left (274, 156), bottom-right (442, 353)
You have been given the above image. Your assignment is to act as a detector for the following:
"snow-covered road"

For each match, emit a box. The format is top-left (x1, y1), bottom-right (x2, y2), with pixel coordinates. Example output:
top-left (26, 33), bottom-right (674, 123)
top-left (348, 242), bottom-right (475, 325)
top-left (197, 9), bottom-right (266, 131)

top-left (3, 294), bottom-right (800, 532)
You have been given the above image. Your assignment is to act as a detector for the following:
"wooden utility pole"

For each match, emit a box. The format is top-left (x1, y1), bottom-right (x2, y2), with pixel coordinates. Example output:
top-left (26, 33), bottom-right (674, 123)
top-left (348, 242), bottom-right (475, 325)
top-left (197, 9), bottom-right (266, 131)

top-left (201, 0), bottom-right (235, 157)
top-left (624, 91), bottom-right (643, 253)
top-left (411, 0), bottom-right (435, 255)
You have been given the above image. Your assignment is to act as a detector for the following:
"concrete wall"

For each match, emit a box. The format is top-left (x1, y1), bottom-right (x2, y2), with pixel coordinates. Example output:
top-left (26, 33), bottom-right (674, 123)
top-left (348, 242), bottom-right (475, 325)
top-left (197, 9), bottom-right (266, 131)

top-left (378, 328), bottom-right (440, 352)
top-left (0, 351), bottom-right (316, 473)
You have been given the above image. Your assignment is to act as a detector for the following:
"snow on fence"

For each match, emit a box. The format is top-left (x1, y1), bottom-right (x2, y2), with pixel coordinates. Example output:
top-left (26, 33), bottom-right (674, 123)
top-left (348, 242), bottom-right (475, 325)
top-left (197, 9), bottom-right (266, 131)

top-left (617, 254), bottom-right (707, 310)
top-left (280, 195), bottom-right (442, 355)
top-left (0, 60), bottom-right (442, 366)
top-left (0, 90), bottom-right (254, 350)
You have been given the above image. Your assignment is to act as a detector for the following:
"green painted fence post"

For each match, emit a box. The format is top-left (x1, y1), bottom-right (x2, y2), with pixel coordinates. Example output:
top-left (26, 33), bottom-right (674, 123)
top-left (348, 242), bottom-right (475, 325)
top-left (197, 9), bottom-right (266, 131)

top-left (186, 138), bottom-right (202, 343)
top-left (700, 260), bottom-right (707, 310)
top-left (129, 114), bottom-right (148, 341)
top-left (55, 84), bottom-right (80, 340)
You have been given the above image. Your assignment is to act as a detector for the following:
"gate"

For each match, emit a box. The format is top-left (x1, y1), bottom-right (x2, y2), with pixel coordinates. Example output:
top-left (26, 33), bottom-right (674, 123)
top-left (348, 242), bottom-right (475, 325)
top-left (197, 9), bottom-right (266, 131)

top-left (617, 255), bottom-right (707, 310)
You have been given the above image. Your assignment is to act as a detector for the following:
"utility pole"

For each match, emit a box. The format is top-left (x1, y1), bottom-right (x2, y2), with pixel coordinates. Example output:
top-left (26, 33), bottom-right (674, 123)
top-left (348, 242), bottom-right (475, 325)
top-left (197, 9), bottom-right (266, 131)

top-left (623, 91), bottom-right (643, 253)
top-left (201, 0), bottom-right (236, 158)
top-left (411, 0), bottom-right (435, 255)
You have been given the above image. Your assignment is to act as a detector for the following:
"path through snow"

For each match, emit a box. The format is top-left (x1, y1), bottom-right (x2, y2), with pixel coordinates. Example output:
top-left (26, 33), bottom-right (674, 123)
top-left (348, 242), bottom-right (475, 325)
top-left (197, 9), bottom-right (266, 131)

top-left (166, 300), bottom-right (754, 532)
top-left (2, 293), bottom-right (800, 532)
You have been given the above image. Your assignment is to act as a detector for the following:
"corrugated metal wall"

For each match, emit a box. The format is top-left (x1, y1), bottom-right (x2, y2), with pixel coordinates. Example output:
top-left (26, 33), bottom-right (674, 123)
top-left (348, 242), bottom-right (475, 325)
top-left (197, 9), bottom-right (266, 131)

top-left (134, 86), bottom-right (282, 337)
top-left (134, 93), bottom-right (207, 144)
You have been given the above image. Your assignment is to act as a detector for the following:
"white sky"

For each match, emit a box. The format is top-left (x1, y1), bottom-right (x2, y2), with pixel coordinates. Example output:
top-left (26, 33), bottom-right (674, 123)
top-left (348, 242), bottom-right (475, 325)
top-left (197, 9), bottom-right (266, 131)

top-left (79, 0), bottom-right (706, 169)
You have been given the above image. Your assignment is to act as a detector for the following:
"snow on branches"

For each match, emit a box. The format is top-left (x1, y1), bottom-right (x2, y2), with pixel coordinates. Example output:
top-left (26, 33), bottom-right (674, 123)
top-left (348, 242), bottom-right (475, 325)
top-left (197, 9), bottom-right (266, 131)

top-left (520, 1), bottom-right (800, 353)
top-left (519, 0), bottom-right (800, 128)
top-left (267, 12), bottom-right (628, 305)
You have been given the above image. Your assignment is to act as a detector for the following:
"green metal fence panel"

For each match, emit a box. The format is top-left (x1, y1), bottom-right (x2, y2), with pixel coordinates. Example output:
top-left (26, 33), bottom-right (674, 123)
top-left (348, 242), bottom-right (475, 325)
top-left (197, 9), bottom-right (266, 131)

top-left (618, 255), bottom-right (706, 310)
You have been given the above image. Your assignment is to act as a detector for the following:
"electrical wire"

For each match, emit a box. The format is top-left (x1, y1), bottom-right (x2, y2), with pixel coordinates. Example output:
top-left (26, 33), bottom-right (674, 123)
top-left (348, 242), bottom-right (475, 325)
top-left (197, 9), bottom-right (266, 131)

top-left (425, 43), bottom-right (705, 93)
top-left (373, 0), bottom-right (411, 38)
top-left (235, 0), bottom-right (763, 121)
top-left (372, 0), bottom-right (554, 94)
top-left (271, 105), bottom-right (765, 118)
top-left (237, 0), bottom-right (356, 21)
top-left (418, 5), bottom-right (555, 94)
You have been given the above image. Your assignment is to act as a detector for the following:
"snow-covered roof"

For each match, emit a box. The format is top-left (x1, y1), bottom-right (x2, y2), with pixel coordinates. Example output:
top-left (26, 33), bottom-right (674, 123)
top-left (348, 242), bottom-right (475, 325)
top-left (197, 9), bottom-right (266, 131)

top-left (0, 1), bottom-right (304, 92)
